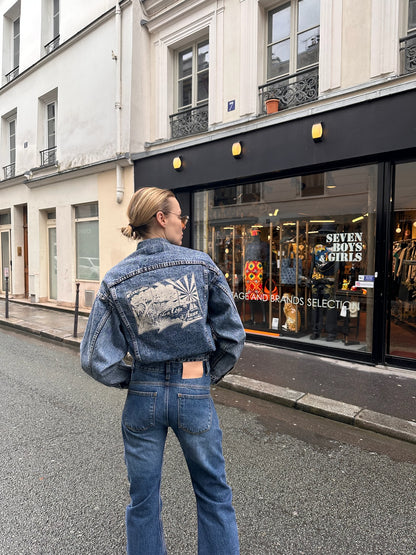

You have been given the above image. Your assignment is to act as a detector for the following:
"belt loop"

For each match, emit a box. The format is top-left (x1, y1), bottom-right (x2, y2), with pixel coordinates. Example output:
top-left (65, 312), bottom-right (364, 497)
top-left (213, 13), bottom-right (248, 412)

top-left (165, 362), bottom-right (170, 381)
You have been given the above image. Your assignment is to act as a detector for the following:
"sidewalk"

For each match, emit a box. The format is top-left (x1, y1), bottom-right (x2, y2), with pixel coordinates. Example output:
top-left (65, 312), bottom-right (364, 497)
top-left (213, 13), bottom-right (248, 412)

top-left (0, 298), bottom-right (415, 444)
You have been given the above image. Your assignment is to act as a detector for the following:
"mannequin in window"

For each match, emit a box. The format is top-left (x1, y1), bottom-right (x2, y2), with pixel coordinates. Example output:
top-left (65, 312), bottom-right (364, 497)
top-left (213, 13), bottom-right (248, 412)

top-left (309, 229), bottom-right (338, 341)
top-left (244, 230), bottom-right (267, 323)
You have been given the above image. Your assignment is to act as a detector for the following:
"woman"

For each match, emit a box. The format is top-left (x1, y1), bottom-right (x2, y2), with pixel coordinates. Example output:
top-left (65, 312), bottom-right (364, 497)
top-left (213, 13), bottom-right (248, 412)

top-left (80, 187), bottom-right (245, 554)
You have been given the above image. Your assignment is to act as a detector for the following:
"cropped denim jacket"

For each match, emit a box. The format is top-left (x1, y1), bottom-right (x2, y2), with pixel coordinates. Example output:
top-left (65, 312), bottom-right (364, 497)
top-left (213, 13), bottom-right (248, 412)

top-left (80, 238), bottom-right (245, 387)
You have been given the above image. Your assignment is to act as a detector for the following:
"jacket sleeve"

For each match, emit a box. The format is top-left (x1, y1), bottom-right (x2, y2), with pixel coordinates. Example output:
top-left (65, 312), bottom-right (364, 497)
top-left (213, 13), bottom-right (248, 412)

top-left (208, 270), bottom-right (246, 384)
top-left (80, 286), bottom-right (131, 388)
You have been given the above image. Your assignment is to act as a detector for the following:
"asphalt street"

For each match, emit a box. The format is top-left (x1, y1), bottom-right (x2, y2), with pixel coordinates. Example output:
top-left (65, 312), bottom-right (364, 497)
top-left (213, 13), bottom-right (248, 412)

top-left (0, 328), bottom-right (415, 555)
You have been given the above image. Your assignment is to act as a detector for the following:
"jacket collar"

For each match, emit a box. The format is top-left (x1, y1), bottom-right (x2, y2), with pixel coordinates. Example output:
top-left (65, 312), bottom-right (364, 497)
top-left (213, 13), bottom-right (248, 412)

top-left (136, 238), bottom-right (171, 255)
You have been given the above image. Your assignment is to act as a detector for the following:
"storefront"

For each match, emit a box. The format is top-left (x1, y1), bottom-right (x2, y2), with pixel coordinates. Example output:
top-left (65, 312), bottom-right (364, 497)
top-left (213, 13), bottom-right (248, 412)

top-left (134, 87), bottom-right (416, 370)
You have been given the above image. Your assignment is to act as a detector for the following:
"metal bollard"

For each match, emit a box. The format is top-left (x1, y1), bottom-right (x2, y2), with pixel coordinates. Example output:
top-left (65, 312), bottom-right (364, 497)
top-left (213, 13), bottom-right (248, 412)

top-left (5, 275), bottom-right (9, 319)
top-left (73, 283), bottom-right (80, 338)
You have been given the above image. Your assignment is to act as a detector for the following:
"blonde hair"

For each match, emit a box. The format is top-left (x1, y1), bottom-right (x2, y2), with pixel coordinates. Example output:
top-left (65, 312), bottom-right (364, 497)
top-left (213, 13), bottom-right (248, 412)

top-left (121, 187), bottom-right (175, 239)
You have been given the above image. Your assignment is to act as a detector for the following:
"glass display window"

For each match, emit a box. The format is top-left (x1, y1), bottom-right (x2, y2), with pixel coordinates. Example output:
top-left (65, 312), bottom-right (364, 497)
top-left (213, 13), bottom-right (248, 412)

top-left (388, 161), bottom-right (416, 360)
top-left (194, 165), bottom-right (378, 352)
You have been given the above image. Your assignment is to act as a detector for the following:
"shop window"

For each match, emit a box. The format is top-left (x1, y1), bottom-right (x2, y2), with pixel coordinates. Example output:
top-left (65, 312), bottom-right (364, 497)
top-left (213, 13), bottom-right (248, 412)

top-left (259, 0), bottom-right (320, 113)
top-left (75, 203), bottom-right (99, 281)
top-left (213, 184), bottom-right (262, 206)
top-left (194, 165), bottom-right (378, 354)
top-left (388, 161), bottom-right (416, 360)
top-left (170, 39), bottom-right (209, 139)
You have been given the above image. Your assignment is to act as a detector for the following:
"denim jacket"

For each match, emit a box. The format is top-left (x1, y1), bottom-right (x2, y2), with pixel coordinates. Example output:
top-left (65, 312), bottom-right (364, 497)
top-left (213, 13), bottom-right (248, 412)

top-left (80, 238), bottom-right (245, 387)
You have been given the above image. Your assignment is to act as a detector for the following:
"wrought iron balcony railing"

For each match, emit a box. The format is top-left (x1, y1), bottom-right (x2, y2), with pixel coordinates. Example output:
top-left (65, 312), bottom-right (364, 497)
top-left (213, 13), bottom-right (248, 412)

top-left (400, 32), bottom-right (416, 75)
top-left (259, 66), bottom-right (319, 114)
top-left (3, 163), bottom-right (15, 179)
top-left (44, 35), bottom-right (60, 54)
top-left (40, 146), bottom-right (57, 166)
top-left (5, 66), bottom-right (19, 83)
top-left (170, 103), bottom-right (208, 139)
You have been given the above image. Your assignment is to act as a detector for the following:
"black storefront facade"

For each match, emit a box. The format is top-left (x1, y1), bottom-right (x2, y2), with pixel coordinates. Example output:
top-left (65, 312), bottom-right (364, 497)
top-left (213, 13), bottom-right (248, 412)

top-left (133, 87), bottom-right (416, 372)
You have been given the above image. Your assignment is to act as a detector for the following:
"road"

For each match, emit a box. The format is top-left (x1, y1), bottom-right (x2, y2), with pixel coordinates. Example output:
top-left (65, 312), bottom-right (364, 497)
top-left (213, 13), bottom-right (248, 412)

top-left (0, 328), bottom-right (415, 555)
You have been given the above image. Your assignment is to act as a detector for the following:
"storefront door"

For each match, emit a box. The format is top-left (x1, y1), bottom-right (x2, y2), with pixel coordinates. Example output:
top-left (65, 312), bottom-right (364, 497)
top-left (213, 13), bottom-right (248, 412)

top-left (388, 161), bottom-right (416, 360)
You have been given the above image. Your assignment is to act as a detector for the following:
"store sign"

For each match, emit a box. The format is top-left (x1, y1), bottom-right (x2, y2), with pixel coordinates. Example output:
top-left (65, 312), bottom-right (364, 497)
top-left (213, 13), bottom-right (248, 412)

top-left (326, 232), bottom-right (363, 262)
top-left (356, 275), bottom-right (375, 288)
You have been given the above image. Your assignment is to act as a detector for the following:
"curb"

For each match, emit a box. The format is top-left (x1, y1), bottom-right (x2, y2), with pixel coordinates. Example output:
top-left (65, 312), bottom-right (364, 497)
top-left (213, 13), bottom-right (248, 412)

top-left (220, 375), bottom-right (416, 445)
top-left (2, 319), bottom-right (415, 445)
top-left (0, 319), bottom-right (82, 348)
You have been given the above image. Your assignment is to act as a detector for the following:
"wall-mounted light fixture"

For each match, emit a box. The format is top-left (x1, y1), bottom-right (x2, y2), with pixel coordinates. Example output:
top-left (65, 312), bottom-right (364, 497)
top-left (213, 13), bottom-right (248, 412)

top-left (232, 141), bottom-right (243, 158)
top-left (311, 122), bottom-right (324, 142)
top-left (172, 156), bottom-right (183, 171)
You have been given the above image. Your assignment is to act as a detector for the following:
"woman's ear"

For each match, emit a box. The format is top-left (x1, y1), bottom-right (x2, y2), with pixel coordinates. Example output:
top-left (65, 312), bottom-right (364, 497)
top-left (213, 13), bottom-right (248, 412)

top-left (154, 210), bottom-right (167, 228)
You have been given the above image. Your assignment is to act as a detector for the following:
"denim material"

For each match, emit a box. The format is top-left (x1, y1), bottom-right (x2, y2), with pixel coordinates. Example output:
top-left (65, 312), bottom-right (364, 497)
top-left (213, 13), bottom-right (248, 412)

top-left (311, 281), bottom-right (337, 335)
top-left (81, 238), bottom-right (246, 387)
top-left (122, 361), bottom-right (240, 555)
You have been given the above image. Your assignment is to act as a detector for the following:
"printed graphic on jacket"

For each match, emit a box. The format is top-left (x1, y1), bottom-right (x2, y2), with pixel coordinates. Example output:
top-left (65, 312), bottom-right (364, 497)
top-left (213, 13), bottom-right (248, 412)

top-left (127, 273), bottom-right (203, 334)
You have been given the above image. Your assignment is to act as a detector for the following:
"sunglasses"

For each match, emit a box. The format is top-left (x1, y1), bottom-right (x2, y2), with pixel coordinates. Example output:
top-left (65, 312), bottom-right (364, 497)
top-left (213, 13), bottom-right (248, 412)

top-left (154, 211), bottom-right (190, 230)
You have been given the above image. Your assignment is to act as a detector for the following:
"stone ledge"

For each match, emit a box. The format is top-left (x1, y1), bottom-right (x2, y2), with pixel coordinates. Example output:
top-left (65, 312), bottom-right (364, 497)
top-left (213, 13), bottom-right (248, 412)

top-left (296, 393), bottom-right (361, 424)
top-left (355, 409), bottom-right (416, 445)
top-left (221, 375), bottom-right (304, 407)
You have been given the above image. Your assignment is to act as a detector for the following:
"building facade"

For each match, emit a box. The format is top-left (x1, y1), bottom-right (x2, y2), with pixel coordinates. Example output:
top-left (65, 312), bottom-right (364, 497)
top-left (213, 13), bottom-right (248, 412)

top-left (1, 0), bottom-right (416, 372)
top-left (133, 0), bottom-right (416, 371)
top-left (0, 0), bottom-right (139, 308)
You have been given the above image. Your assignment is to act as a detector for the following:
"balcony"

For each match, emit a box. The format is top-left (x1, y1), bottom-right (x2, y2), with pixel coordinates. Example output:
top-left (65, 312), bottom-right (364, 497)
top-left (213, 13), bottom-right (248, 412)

top-left (5, 66), bottom-right (19, 83)
top-left (40, 146), bottom-right (57, 166)
top-left (170, 103), bottom-right (208, 139)
top-left (45, 35), bottom-right (60, 54)
top-left (3, 163), bottom-right (15, 179)
top-left (400, 32), bottom-right (416, 75)
top-left (258, 66), bottom-right (319, 114)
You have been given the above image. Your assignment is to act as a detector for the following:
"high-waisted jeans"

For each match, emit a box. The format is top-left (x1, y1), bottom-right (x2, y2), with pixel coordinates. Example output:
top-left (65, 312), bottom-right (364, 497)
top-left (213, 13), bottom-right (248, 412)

top-left (122, 361), bottom-right (240, 555)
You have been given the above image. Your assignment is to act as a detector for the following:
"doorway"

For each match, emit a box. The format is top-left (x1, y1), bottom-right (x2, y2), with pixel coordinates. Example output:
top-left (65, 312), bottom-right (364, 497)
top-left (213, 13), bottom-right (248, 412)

top-left (1, 230), bottom-right (10, 292)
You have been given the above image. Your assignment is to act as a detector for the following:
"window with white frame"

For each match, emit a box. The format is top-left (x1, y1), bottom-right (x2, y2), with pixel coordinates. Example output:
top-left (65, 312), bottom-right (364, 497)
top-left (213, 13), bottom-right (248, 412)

top-left (39, 90), bottom-right (57, 166)
top-left (259, 0), bottom-right (320, 113)
top-left (408, 0), bottom-right (416, 32)
top-left (53, 0), bottom-right (59, 38)
top-left (170, 38), bottom-right (209, 138)
top-left (177, 39), bottom-right (209, 110)
top-left (12, 17), bottom-right (20, 71)
top-left (267, 0), bottom-right (320, 81)
top-left (75, 203), bottom-right (99, 281)
top-left (2, 114), bottom-right (16, 179)
top-left (2, 3), bottom-right (21, 83)
top-left (401, 0), bottom-right (416, 74)
top-left (44, 0), bottom-right (60, 53)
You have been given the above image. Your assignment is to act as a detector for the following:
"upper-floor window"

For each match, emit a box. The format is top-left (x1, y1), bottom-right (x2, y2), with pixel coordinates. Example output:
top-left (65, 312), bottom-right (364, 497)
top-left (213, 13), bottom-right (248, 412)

top-left (267, 0), bottom-right (319, 80)
top-left (3, 3), bottom-right (21, 83)
top-left (12, 17), bottom-right (20, 71)
top-left (259, 0), bottom-right (320, 113)
top-left (2, 114), bottom-right (16, 179)
top-left (170, 39), bottom-right (209, 139)
top-left (400, 0), bottom-right (416, 74)
top-left (177, 40), bottom-right (209, 110)
top-left (53, 0), bottom-right (59, 37)
top-left (39, 90), bottom-right (58, 166)
top-left (43, 0), bottom-right (60, 53)
top-left (409, 0), bottom-right (416, 32)
top-left (45, 0), bottom-right (60, 53)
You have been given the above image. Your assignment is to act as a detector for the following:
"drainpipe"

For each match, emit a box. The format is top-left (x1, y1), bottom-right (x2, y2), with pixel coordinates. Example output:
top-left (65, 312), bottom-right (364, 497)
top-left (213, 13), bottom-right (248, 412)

top-left (115, 2), bottom-right (124, 204)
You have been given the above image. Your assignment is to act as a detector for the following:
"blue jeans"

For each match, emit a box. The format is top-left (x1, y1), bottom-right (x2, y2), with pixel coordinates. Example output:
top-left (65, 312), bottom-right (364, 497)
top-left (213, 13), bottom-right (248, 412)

top-left (122, 361), bottom-right (240, 555)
